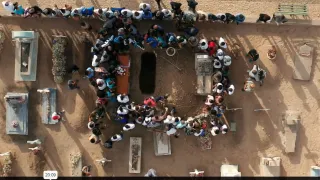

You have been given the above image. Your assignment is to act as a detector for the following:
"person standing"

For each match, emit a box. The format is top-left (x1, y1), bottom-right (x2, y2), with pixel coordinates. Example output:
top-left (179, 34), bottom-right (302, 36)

top-left (247, 49), bottom-right (259, 63)
top-left (273, 13), bottom-right (287, 26)
top-left (186, 0), bottom-right (198, 13)
top-left (155, 0), bottom-right (161, 10)
top-left (256, 13), bottom-right (271, 23)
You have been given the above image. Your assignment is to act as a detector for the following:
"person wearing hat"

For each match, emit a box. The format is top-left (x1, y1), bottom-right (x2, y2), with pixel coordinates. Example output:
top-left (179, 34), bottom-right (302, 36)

top-left (117, 94), bottom-right (129, 104)
top-left (117, 105), bottom-right (129, 115)
top-left (235, 13), bottom-right (245, 25)
top-left (256, 13), bottom-right (271, 23)
top-left (205, 95), bottom-right (214, 106)
top-left (125, 102), bottom-right (136, 112)
top-left (188, 36), bottom-right (199, 48)
top-left (218, 37), bottom-right (227, 49)
top-left (162, 9), bottom-right (172, 20)
top-left (212, 82), bottom-right (224, 94)
top-left (111, 132), bottom-right (124, 142)
top-left (123, 122), bottom-right (136, 131)
top-left (223, 55), bottom-right (232, 66)
top-left (247, 49), bottom-right (259, 63)
top-left (216, 49), bottom-right (225, 60)
top-left (104, 139), bottom-right (113, 149)
top-left (242, 79), bottom-right (255, 92)
top-left (226, 84), bottom-right (235, 95)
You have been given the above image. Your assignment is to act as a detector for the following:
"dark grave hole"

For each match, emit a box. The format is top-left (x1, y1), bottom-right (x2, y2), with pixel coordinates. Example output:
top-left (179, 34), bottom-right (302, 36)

top-left (139, 52), bottom-right (156, 94)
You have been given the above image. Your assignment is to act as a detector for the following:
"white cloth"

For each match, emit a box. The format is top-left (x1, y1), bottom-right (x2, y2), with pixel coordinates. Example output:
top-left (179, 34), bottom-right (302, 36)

top-left (221, 124), bottom-right (228, 134)
top-left (216, 13), bottom-right (226, 21)
top-left (211, 126), bottom-right (219, 136)
top-left (205, 95), bottom-right (214, 106)
top-left (111, 134), bottom-right (122, 141)
top-left (117, 95), bottom-right (129, 103)
top-left (249, 65), bottom-right (260, 81)
top-left (197, 10), bottom-right (208, 21)
top-left (219, 37), bottom-right (227, 49)
top-left (123, 123), bottom-right (135, 131)
top-left (162, 9), bottom-right (172, 19)
top-left (213, 83), bottom-right (223, 94)
top-left (135, 117), bottom-right (143, 124)
top-left (132, 10), bottom-right (143, 20)
top-left (216, 49), bottom-right (224, 60)
top-left (125, 103), bottom-right (135, 111)
top-left (142, 117), bottom-right (152, 126)
top-left (2, 1), bottom-right (14, 12)
top-left (166, 127), bottom-right (177, 135)
top-left (199, 39), bottom-right (208, 50)
top-left (96, 79), bottom-right (107, 90)
top-left (92, 55), bottom-right (99, 67)
top-left (163, 115), bottom-right (174, 124)
top-left (117, 106), bottom-right (129, 115)
top-left (139, 3), bottom-right (151, 11)
top-left (227, 84), bottom-right (235, 95)
top-left (213, 59), bottom-right (222, 69)
top-left (121, 9), bottom-right (133, 17)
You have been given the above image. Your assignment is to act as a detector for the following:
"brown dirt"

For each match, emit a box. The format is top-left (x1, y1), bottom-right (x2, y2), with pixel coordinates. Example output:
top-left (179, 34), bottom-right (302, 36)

top-left (0, 5), bottom-right (319, 176)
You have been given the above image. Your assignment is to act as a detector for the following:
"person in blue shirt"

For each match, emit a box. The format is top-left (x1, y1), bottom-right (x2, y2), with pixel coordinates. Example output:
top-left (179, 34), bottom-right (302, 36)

top-left (142, 10), bottom-right (153, 20)
top-left (146, 36), bottom-right (158, 48)
top-left (106, 78), bottom-right (116, 89)
top-left (184, 26), bottom-right (199, 37)
top-left (235, 13), bottom-right (245, 25)
top-left (13, 3), bottom-right (25, 16)
top-left (166, 33), bottom-right (177, 45)
top-left (81, 6), bottom-right (94, 17)
top-left (157, 36), bottom-right (168, 48)
top-left (85, 67), bottom-right (95, 79)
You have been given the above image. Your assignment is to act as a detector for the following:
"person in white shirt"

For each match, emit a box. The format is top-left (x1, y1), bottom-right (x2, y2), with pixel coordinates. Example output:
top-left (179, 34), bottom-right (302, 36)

top-left (125, 103), bottom-right (135, 112)
top-left (166, 124), bottom-right (177, 136)
top-left (164, 115), bottom-right (174, 124)
top-left (88, 121), bottom-right (95, 130)
top-left (212, 83), bottom-right (224, 94)
top-left (226, 84), bottom-right (235, 95)
top-left (92, 55), bottom-right (99, 67)
top-left (197, 10), bottom-right (208, 22)
top-left (216, 13), bottom-right (226, 22)
top-left (96, 78), bottom-right (107, 90)
top-left (139, 3), bottom-right (151, 11)
top-left (117, 94), bottom-right (129, 104)
top-left (220, 124), bottom-right (228, 134)
top-left (105, 10), bottom-right (114, 19)
top-left (218, 37), bottom-right (227, 49)
top-left (71, 7), bottom-right (84, 17)
top-left (117, 106), bottom-right (129, 115)
top-left (111, 132), bottom-right (123, 142)
top-left (205, 95), bottom-right (214, 106)
top-left (121, 9), bottom-right (133, 18)
top-left (94, 8), bottom-right (107, 20)
top-left (198, 38), bottom-right (208, 50)
top-left (123, 122), bottom-right (135, 131)
top-left (216, 49), bottom-right (224, 60)
top-left (132, 10), bottom-right (143, 20)
top-left (223, 55), bottom-right (232, 66)
top-left (162, 9), bottom-right (172, 20)
top-left (211, 126), bottom-right (220, 136)
top-left (2, 1), bottom-right (14, 13)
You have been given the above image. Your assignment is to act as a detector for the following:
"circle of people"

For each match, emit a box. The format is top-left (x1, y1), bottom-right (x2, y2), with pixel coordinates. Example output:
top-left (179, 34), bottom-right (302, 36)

top-left (2, 0), bottom-right (269, 150)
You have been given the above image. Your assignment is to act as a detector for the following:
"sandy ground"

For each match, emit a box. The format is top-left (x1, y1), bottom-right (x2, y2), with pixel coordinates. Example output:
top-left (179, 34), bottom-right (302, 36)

top-left (0, 5), bottom-right (319, 177)
top-left (2, 0), bottom-right (320, 20)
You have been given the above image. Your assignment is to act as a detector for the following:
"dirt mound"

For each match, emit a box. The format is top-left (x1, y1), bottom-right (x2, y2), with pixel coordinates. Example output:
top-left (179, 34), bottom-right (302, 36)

top-left (68, 103), bottom-right (90, 132)
top-left (28, 152), bottom-right (46, 176)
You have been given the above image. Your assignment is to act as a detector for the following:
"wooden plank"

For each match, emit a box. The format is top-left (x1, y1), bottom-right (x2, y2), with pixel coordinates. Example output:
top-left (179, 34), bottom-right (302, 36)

top-left (153, 132), bottom-right (171, 156)
top-left (40, 88), bottom-right (58, 125)
top-left (70, 152), bottom-right (82, 177)
top-left (129, 137), bottom-right (142, 174)
top-left (260, 157), bottom-right (281, 177)
top-left (5, 93), bottom-right (28, 135)
top-left (116, 55), bottom-right (130, 94)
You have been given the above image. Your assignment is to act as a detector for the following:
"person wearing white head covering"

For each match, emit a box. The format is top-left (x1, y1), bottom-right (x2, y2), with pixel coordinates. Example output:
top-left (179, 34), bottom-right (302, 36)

top-left (219, 37), bottom-right (227, 49)
top-left (221, 124), bottom-right (228, 134)
top-left (216, 13), bottom-right (226, 22)
top-left (227, 84), bottom-right (235, 95)
top-left (139, 3), bottom-right (151, 11)
top-left (205, 95), bottom-right (214, 106)
top-left (162, 9), bottom-right (172, 19)
top-left (199, 38), bottom-right (208, 50)
top-left (211, 126), bottom-right (220, 136)
top-left (123, 122), bottom-right (135, 131)
top-left (132, 10), bottom-right (143, 20)
top-left (88, 121), bottom-right (95, 130)
top-left (121, 9), bottom-right (133, 18)
top-left (213, 83), bottom-right (224, 94)
top-left (142, 117), bottom-right (152, 126)
top-left (2, 1), bottom-right (14, 13)
top-left (164, 115), bottom-right (174, 124)
top-left (96, 78), bottom-right (107, 90)
top-left (92, 54), bottom-right (99, 67)
top-left (117, 106), bottom-right (129, 115)
top-left (111, 133), bottom-right (123, 142)
top-left (213, 59), bottom-right (222, 69)
top-left (223, 55), bottom-right (232, 66)
top-left (125, 103), bottom-right (135, 111)
top-left (117, 94), bottom-right (129, 104)
top-left (216, 49), bottom-right (224, 60)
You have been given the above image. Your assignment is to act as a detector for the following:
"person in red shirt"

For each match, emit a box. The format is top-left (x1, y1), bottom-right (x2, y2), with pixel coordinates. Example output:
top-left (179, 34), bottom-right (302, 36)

top-left (208, 40), bottom-right (217, 56)
top-left (143, 97), bottom-right (156, 107)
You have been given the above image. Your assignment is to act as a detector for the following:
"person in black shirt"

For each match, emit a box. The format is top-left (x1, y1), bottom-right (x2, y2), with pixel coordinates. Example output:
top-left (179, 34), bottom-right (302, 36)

top-left (247, 49), bottom-right (259, 63)
top-left (186, 0), bottom-right (198, 13)
top-left (256, 14), bottom-right (271, 23)
top-left (153, 10), bottom-right (164, 20)
top-left (170, 1), bottom-right (182, 17)
top-left (225, 13), bottom-right (235, 24)
top-left (42, 8), bottom-right (56, 17)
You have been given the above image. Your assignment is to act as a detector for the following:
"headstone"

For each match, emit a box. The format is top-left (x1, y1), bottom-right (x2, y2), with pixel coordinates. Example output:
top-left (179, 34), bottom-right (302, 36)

top-left (293, 44), bottom-right (313, 81)
top-left (260, 157), bottom-right (281, 177)
top-left (129, 137), bottom-right (142, 173)
top-left (38, 88), bottom-right (57, 124)
top-left (283, 111), bottom-right (300, 153)
top-left (153, 132), bottom-right (171, 156)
